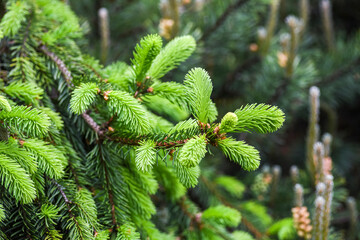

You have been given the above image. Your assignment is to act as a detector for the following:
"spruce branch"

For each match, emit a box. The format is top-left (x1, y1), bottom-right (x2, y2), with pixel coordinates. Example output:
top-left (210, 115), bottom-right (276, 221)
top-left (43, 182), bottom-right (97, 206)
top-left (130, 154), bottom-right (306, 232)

top-left (39, 44), bottom-right (74, 88)
top-left (184, 68), bottom-right (216, 123)
top-left (218, 137), bottom-right (260, 171)
top-left (147, 35), bottom-right (196, 80)
top-left (0, 154), bottom-right (36, 204)
top-left (70, 83), bottom-right (99, 114)
top-left (135, 140), bottom-right (156, 173)
top-left (0, 1), bottom-right (29, 37)
top-left (0, 95), bottom-right (11, 112)
top-left (0, 105), bottom-right (51, 137)
top-left (22, 139), bottom-right (66, 179)
top-left (81, 111), bottom-right (106, 137)
top-left (98, 144), bottom-right (117, 227)
top-left (234, 104), bottom-right (285, 134)
top-left (131, 34), bottom-right (162, 83)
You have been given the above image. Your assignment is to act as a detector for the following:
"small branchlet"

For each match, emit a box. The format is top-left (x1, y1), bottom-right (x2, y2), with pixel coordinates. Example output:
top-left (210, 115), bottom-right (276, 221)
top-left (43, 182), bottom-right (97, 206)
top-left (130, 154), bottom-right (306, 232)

top-left (261, 0), bottom-right (280, 55)
top-left (320, 0), bottom-right (335, 51)
top-left (290, 165), bottom-right (299, 184)
top-left (314, 142), bottom-right (325, 183)
top-left (294, 183), bottom-right (304, 207)
top-left (284, 15), bottom-right (303, 77)
top-left (270, 165), bottom-right (281, 204)
top-left (299, 0), bottom-right (310, 35)
top-left (321, 175), bottom-right (333, 240)
top-left (322, 133), bottom-right (332, 158)
top-left (314, 196), bottom-right (325, 240)
top-left (306, 86), bottom-right (320, 183)
top-left (98, 8), bottom-right (110, 64)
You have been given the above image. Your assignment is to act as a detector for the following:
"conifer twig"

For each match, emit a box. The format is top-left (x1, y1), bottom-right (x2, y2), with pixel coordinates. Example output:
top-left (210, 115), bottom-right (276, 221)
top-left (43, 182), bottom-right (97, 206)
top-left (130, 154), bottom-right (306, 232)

top-left (81, 111), bottom-right (106, 137)
top-left (199, 0), bottom-right (250, 42)
top-left (39, 44), bottom-right (74, 87)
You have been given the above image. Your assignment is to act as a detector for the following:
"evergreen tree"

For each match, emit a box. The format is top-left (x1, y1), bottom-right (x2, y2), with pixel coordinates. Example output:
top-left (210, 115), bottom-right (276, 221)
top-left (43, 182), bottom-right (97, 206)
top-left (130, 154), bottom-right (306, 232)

top-left (0, 0), bottom-right (285, 239)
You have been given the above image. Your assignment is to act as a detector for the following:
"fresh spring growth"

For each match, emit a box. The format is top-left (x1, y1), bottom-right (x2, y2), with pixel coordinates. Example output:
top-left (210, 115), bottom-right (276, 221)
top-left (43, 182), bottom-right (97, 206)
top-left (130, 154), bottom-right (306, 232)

top-left (314, 142), bottom-right (325, 183)
top-left (322, 175), bottom-right (333, 240)
top-left (290, 165), bottom-right (299, 184)
top-left (294, 183), bottom-right (304, 207)
top-left (320, 0), bottom-right (335, 51)
top-left (314, 196), bottom-right (325, 240)
top-left (322, 133), bottom-right (332, 157)
top-left (0, 0), bottom-right (287, 238)
top-left (219, 112), bottom-right (238, 133)
top-left (307, 86), bottom-right (320, 182)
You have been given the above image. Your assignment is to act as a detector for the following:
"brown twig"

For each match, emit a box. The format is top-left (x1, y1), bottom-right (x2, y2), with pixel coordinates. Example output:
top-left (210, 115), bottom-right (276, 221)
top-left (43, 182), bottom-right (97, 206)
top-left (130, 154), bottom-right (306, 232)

top-left (39, 44), bottom-right (74, 87)
top-left (81, 111), bottom-right (107, 137)
top-left (50, 178), bottom-right (86, 239)
top-left (199, 0), bottom-right (250, 42)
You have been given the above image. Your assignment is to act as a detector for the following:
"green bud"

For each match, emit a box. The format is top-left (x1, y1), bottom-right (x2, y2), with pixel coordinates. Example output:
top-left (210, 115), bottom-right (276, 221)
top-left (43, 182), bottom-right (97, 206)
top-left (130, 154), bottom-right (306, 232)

top-left (220, 112), bottom-right (238, 133)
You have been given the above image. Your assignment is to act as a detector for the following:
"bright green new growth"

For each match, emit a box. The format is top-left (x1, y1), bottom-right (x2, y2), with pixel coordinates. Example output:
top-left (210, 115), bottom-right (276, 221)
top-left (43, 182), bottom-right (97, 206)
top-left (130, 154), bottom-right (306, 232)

top-left (0, 1), bottom-right (29, 37)
top-left (175, 161), bottom-right (201, 188)
top-left (23, 139), bottom-right (66, 179)
top-left (0, 154), bottom-right (36, 204)
top-left (220, 112), bottom-right (238, 133)
top-left (107, 90), bottom-right (150, 134)
top-left (0, 1), bottom-right (287, 236)
top-left (178, 135), bottom-right (207, 168)
top-left (184, 68), bottom-right (217, 123)
top-left (131, 34), bottom-right (162, 83)
top-left (0, 96), bottom-right (11, 112)
top-left (3, 81), bottom-right (44, 105)
top-left (70, 83), bottom-right (99, 114)
top-left (218, 137), bottom-right (260, 171)
top-left (0, 204), bottom-right (4, 222)
top-left (39, 204), bottom-right (60, 227)
top-left (147, 35), bottom-right (196, 80)
top-left (234, 104), bottom-right (285, 133)
top-left (232, 231), bottom-right (255, 240)
top-left (202, 205), bottom-right (241, 227)
top-left (0, 106), bottom-right (51, 137)
top-left (135, 140), bottom-right (156, 172)
top-left (39, 107), bottom-right (64, 129)
top-left (117, 223), bottom-right (140, 240)
top-left (215, 176), bottom-right (245, 198)
top-left (0, 141), bottom-right (37, 174)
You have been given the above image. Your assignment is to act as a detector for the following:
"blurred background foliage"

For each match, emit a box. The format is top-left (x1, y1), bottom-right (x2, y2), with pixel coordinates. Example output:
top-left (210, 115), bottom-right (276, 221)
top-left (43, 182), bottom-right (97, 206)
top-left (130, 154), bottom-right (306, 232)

top-left (69, 0), bottom-right (360, 238)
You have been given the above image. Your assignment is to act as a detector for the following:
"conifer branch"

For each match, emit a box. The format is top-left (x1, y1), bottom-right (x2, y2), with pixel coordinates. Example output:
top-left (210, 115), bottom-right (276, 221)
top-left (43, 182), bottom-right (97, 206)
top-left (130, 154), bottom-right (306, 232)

top-left (199, 0), bottom-right (250, 42)
top-left (49, 178), bottom-right (87, 240)
top-left (98, 144), bottom-right (117, 227)
top-left (81, 111), bottom-right (106, 137)
top-left (39, 44), bottom-right (74, 87)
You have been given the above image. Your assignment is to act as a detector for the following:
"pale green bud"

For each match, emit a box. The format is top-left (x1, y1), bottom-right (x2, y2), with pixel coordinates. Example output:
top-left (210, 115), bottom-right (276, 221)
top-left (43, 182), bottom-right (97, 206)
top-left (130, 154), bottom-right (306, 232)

top-left (220, 112), bottom-right (238, 133)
